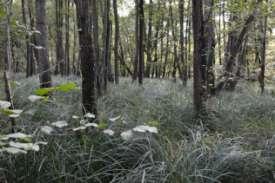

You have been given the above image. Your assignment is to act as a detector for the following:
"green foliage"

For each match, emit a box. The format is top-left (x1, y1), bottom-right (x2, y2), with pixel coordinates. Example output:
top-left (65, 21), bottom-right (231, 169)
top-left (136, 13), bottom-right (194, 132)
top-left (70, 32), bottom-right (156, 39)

top-left (34, 87), bottom-right (55, 96)
top-left (55, 82), bottom-right (77, 92)
top-left (1, 77), bottom-right (275, 182)
top-left (34, 82), bottom-right (77, 96)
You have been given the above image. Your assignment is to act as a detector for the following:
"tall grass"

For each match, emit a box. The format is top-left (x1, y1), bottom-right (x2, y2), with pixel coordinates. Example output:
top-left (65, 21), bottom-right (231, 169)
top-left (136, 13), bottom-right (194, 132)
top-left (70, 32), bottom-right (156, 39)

top-left (0, 76), bottom-right (275, 182)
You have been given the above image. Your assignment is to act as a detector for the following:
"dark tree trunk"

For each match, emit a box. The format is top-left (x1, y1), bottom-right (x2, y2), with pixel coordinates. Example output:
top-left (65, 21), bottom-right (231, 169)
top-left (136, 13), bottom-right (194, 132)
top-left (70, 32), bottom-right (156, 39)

top-left (145, 0), bottom-right (153, 78)
top-left (91, 0), bottom-right (102, 96)
top-left (4, 0), bottom-right (15, 132)
top-left (64, 0), bottom-right (70, 75)
top-left (25, 0), bottom-right (36, 77)
top-left (204, 0), bottom-right (216, 95)
top-left (259, 1), bottom-right (268, 94)
top-left (134, 0), bottom-right (144, 84)
top-left (216, 4), bottom-right (258, 92)
top-left (55, 0), bottom-right (65, 75)
top-left (35, 0), bottom-right (52, 88)
top-left (74, 0), bottom-right (97, 115)
top-left (113, 0), bottom-right (120, 84)
top-left (133, 0), bottom-right (139, 81)
top-left (179, 0), bottom-right (187, 84)
top-left (192, 0), bottom-right (206, 114)
top-left (103, 0), bottom-right (112, 91)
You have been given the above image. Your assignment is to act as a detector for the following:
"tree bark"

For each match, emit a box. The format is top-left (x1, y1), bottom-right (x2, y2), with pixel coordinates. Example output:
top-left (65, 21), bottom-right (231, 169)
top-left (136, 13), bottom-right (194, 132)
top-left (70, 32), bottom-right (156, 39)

top-left (113, 0), bottom-right (120, 84)
top-left (192, 0), bottom-right (206, 114)
top-left (55, 0), bottom-right (65, 75)
top-left (103, 0), bottom-right (112, 91)
top-left (75, 0), bottom-right (97, 115)
top-left (35, 0), bottom-right (52, 88)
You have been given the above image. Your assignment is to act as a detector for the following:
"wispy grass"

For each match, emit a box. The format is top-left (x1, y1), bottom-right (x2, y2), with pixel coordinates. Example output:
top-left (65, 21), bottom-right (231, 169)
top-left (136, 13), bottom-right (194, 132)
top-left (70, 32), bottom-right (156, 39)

top-left (0, 76), bottom-right (275, 182)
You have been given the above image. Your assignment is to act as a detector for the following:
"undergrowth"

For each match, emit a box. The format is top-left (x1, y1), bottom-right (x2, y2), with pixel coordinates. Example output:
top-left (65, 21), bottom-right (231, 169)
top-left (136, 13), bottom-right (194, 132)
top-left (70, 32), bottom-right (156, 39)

top-left (0, 76), bottom-right (275, 183)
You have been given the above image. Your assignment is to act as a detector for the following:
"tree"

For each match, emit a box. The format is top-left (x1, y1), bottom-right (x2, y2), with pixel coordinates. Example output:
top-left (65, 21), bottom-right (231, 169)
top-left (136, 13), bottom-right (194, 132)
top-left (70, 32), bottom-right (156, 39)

top-left (4, 0), bottom-right (16, 132)
top-left (113, 0), bottom-right (120, 84)
top-left (35, 0), bottom-right (52, 88)
top-left (258, 0), bottom-right (268, 94)
top-left (55, 0), bottom-right (65, 75)
top-left (145, 0), bottom-right (153, 78)
top-left (135, 0), bottom-right (144, 84)
top-left (216, 1), bottom-right (260, 92)
top-left (64, 0), bottom-right (70, 75)
top-left (179, 0), bottom-right (188, 85)
top-left (204, 0), bottom-right (216, 95)
top-left (74, 0), bottom-right (97, 115)
top-left (192, 0), bottom-right (206, 114)
top-left (91, 0), bottom-right (102, 96)
top-left (102, 0), bottom-right (113, 91)
top-left (22, 0), bottom-right (35, 77)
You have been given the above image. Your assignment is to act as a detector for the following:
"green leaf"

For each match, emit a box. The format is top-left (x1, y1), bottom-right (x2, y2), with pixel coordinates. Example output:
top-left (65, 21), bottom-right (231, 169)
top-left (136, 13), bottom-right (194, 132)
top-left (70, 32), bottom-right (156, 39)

top-left (56, 82), bottom-right (77, 92)
top-left (34, 87), bottom-right (55, 96)
top-left (98, 121), bottom-right (108, 130)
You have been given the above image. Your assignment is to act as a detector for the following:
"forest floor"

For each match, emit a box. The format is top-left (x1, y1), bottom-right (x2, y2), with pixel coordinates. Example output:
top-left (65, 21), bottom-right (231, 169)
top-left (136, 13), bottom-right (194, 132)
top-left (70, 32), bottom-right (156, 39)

top-left (1, 75), bottom-right (275, 183)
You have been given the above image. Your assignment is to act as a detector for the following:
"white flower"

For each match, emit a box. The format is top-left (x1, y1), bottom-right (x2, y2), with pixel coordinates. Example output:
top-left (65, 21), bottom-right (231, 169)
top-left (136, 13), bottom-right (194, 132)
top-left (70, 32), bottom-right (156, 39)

top-left (9, 142), bottom-right (40, 151)
top-left (133, 125), bottom-right (158, 134)
top-left (41, 126), bottom-right (54, 135)
top-left (0, 100), bottom-right (11, 109)
top-left (84, 123), bottom-right (98, 128)
top-left (1, 133), bottom-right (32, 140)
top-left (84, 113), bottom-right (95, 119)
top-left (28, 95), bottom-right (44, 102)
top-left (2, 147), bottom-right (27, 154)
top-left (72, 115), bottom-right (80, 119)
top-left (8, 109), bottom-right (23, 118)
top-left (35, 141), bottom-right (48, 146)
top-left (9, 114), bottom-right (20, 118)
top-left (80, 119), bottom-right (88, 125)
top-left (109, 115), bottom-right (121, 122)
top-left (10, 109), bottom-right (23, 114)
top-left (103, 129), bottom-right (115, 136)
top-left (73, 123), bottom-right (98, 132)
top-left (120, 130), bottom-right (133, 141)
top-left (73, 126), bottom-right (87, 131)
top-left (51, 121), bottom-right (68, 128)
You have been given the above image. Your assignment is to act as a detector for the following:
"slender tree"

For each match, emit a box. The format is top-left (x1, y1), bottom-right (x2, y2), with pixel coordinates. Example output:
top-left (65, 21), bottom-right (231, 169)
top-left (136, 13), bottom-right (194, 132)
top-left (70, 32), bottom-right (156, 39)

top-left (136, 0), bottom-right (144, 84)
top-left (103, 0), bottom-right (112, 91)
top-left (204, 0), bottom-right (216, 95)
top-left (55, 0), bottom-right (65, 75)
top-left (113, 0), bottom-right (120, 84)
top-left (64, 0), bottom-right (70, 75)
top-left (258, 0), bottom-right (268, 94)
top-left (4, 0), bottom-right (16, 132)
top-left (35, 0), bottom-right (52, 88)
top-left (75, 0), bottom-right (97, 115)
top-left (192, 0), bottom-right (206, 114)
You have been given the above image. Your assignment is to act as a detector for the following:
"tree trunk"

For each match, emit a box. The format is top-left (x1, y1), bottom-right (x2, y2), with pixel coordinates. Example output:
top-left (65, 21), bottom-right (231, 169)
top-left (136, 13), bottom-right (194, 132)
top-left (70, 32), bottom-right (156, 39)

top-left (216, 4), bottom-right (259, 92)
top-left (113, 0), bottom-right (120, 84)
top-left (192, 0), bottom-right (206, 115)
top-left (35, 0), bottom-right (52, 88)
top-left (145, 0), bottom-right (153, 78)
top-left (179, 0), bottom-right (187, 84)
top-left (55, 0), bottom-right (65, 75)
top-left (4, 0), bottom-right (16, 132)
top-left (75, 0), bottom-right (97, 115)
top-left (91, 0), bottom-right (102, 96)
top-left (204, 0), bottom-right (216, 95)
top-left (64, 0), bottom-right (70, 75)
top-left (259, 1), bottom-right (268, 94)
top-left (103, 0), bottom-right (112, 91)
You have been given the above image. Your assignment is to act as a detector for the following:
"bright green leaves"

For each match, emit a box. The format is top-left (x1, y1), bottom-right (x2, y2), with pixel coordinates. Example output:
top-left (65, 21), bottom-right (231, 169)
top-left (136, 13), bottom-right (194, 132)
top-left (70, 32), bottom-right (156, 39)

top-left (56, 82), bottom-right (77, 92)
top-left (34, 87), bottom-right (55, 96)
top-left (34, 82), bottom-right (78, 96)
